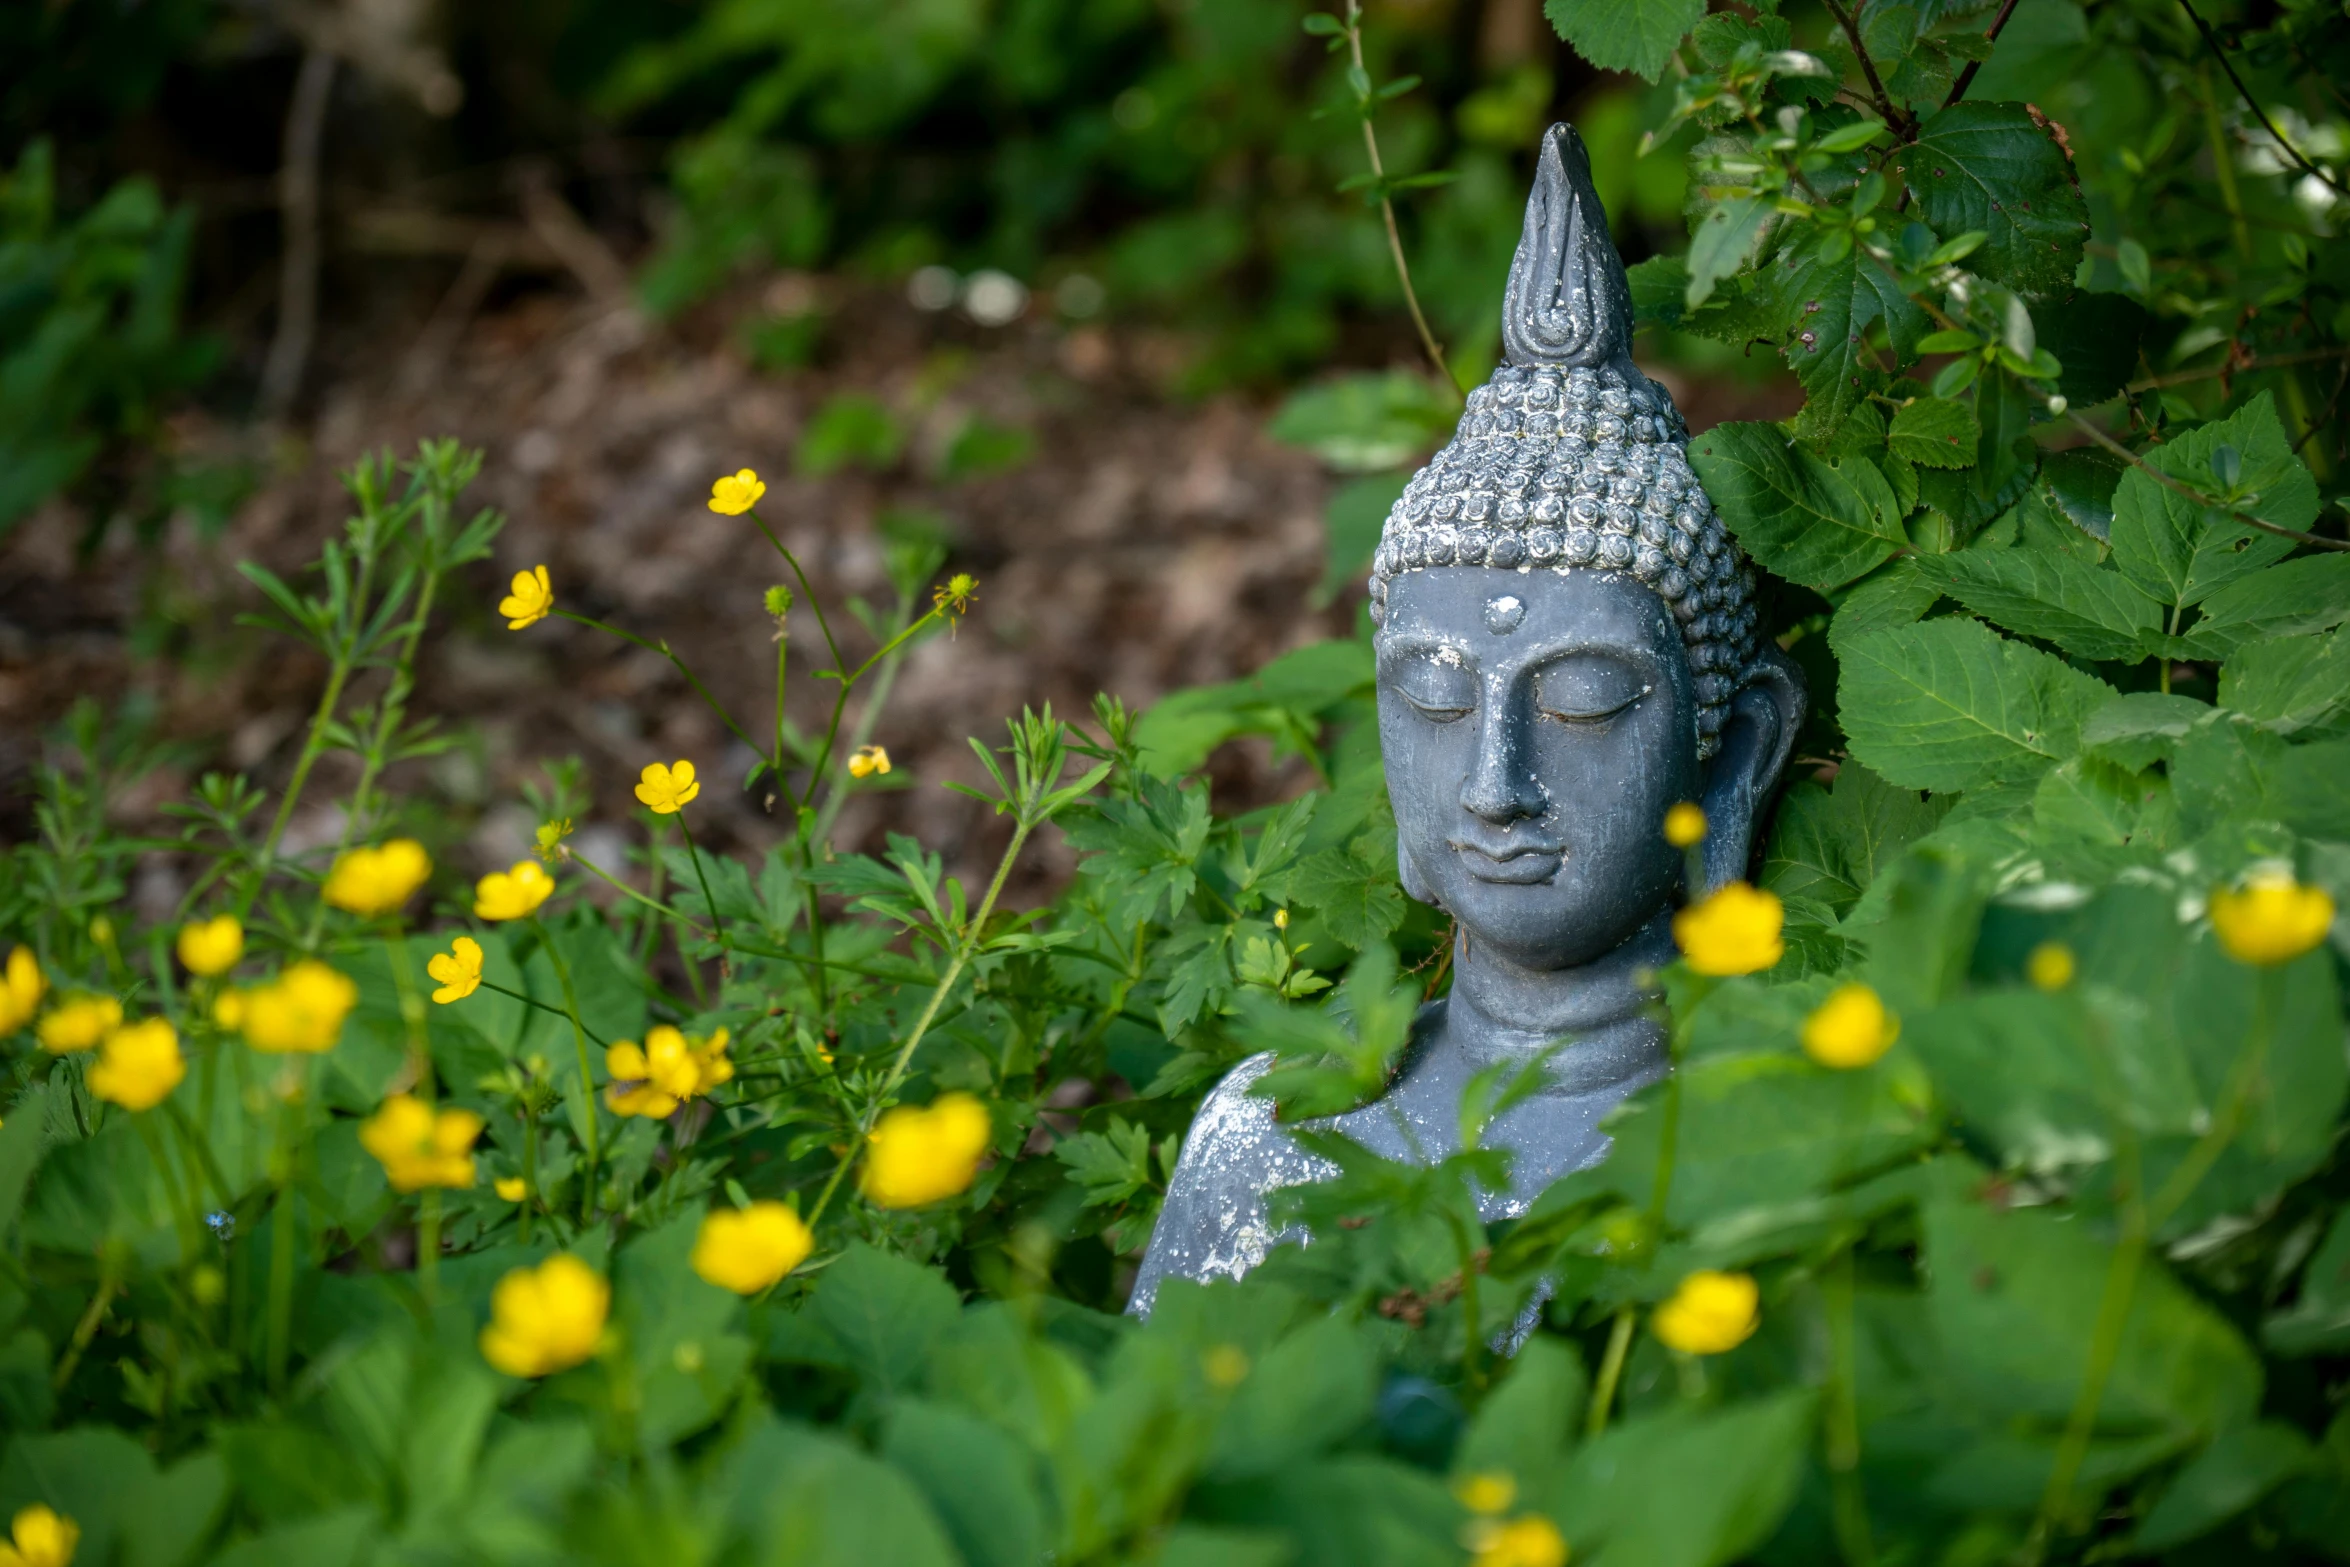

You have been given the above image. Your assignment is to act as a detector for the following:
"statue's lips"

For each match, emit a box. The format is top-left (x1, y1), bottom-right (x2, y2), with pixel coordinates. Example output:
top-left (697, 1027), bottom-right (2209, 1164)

top-left (1449, 837), bottom-right (1566, 884)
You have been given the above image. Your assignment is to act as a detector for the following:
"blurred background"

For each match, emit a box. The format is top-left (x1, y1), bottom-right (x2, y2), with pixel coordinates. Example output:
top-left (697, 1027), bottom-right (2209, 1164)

top-left (0, 0), bottom-right (1799, 906)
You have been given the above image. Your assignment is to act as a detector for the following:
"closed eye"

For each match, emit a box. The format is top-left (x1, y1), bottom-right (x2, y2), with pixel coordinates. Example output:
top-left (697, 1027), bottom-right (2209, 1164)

top-left (1397, 688), bottom-right (1474, 723)
top-left (1538, 689), bottom-right (1645, 726)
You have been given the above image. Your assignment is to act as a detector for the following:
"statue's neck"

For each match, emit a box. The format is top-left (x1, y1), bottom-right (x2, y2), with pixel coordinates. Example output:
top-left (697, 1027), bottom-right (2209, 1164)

top-left (1442, 911), bottom-right (1673, 1083)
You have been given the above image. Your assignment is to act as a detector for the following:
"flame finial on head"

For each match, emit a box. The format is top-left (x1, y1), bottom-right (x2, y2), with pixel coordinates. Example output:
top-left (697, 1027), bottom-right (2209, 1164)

top-left (1501, 124), bottom-right (1634, 371)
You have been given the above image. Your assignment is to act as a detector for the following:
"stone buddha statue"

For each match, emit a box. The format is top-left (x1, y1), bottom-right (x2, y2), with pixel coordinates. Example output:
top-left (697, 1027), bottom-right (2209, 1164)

top-left (1128, 123), bottom-right (1804, 1317)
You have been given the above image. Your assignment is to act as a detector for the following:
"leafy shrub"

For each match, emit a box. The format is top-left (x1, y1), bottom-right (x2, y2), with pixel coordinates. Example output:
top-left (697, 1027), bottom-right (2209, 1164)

top-left (2, 3), bottom-right (2349, 1565)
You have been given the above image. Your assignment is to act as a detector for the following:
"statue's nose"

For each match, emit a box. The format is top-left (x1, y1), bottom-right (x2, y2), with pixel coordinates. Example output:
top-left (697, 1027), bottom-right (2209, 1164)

top-left (1460, 709), bottom-right (1544, 824)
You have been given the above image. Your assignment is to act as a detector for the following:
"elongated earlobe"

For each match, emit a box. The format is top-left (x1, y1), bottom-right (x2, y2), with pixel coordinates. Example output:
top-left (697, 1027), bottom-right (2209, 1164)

top-left (1399, 837), bottom-right (1440, 909)
top-left (1697, 648), bottom-right (1806, 890)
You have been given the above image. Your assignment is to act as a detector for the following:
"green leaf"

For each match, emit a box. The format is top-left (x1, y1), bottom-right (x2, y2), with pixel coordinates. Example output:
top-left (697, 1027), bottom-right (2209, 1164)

top-left (1827, 558), bottom-right (1943, 662)
top-left (798, 391), bottom-right (906, 476)
top-left (2035, 289), bottom-right (2150, 406)
top-left (1763, 232), bottom-right (1930, 427)
top-left (1688, 423), bottom-right (1904, 592)
top-left (729, 1422), bottom-right (962, 1567)
top-left (205, 1507), bottom-right (375, 1567)
top-left (1626, 255), bottom-right (1692, 329)
top-left (2038, 446), bottom-right (2126, 541)
top-left (2220, 628), bottom-right (2350, 734)
top-left (882, 1400), bottom-right (1050, 1567)
top-left (1208, 1313), bottom-right (1380, 1479)
top-left (806, 1243), bottom-right (962, 1395)
top-left (1683, 194), bottom-right (1771, 309)
top-left (0, 1429), bottom-right (230, 1567)
top-left (1268, 371), bottom-right (1457, 472)
top-left (1549, 1391), bottom-right (1817, 1567)
top-left (1318, 472), bottom-right (1407, 604)
top-left (1205, 1457), bottom-right (1461, 1567)
top-left (1887, 396), bottom-right (1981, 469)
top-left (1543, 0), bottom-right (1708, 81)
top-left (1285, 838), bottom-right (1405, 952)
top-left (1924, 1195), bottom-right (2261, 1440)
top-left (2108, 393), bottom-right (2318, 611)
top-left (2183, 554), bottom-right (2350, 657)
top-left (0, 1082), bottom-right (52, 1243)
top-left (2135, 1423), bottom-right (2316, 1551)
top-left (1893, 102), bottom-right (2089, 294)
top-left (1762, 758), bottom-right (1952, 916)
top-left (1912, 547), bottom-right (2162, 662)
top-left (2080, 692), bottom-right (2209, 771)
top-left (1453, 1336), bottom-right (1586, 1493)
top-left (1838, 618), bottom-right (2114, 791)
top-left (2266, 1208), bottom-right (2350, 1356)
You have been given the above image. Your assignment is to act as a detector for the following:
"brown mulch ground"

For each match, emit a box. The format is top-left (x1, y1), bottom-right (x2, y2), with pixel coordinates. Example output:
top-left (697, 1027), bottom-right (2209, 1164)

top-left (0, 273), bottom-right (1798, 919)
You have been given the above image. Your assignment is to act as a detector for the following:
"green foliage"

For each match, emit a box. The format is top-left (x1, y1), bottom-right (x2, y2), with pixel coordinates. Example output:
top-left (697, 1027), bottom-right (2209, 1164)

top-left (0, 140), bottom-right (220, 537)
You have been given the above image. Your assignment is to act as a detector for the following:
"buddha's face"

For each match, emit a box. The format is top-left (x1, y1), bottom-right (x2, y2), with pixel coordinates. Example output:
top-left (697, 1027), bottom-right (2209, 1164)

top-left (1376, 567), bottom-right (1700, 971)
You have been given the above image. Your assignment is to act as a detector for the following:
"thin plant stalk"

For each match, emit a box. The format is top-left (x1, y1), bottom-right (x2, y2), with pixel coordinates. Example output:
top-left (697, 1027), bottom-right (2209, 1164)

top-left (528, 914), bottom-right (604, 1217)
top-left (804, 815), bottom-right (1038, 1228)
top-left (1340, 0), bottom-right (1457, 394)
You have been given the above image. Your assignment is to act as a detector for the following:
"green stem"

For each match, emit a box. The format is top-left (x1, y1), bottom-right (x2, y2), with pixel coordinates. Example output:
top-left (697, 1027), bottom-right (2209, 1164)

top-left (519, 1100), bottom-right (540, 1248)
top-left (1341, 0), bottom-right (1458, 394)
top-left (804, 817), bottom-right (1037, 1228)
top-left (477, 977), bottom-right (611, 1045)
top-left (674, 812), bottom-right (730, 961)
top-left (529, 915), bottom-right (604, 1219)
top-left (1823, 1249), bottom-right (1876, 1567)
top-left (746, 512), bottom-right (846, 681)
top-left (1587, 1305), bottom-right (1637, 1438)
top-left (266, 1064), bottom-right (305, 1394)
top-left (567, 850), bottom-right (714, 938)
top-left (52, 1269), bottom-right (119, 1391)
top-left (553, 609), bottom-right (763, 758)
top-left (418, 1190), bottom-right (441, 1304)
top-left (2029, 969), bottom-right (2278, 1556)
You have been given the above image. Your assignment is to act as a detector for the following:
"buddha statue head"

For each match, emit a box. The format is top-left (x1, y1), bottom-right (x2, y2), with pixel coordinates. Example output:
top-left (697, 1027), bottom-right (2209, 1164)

top-left (1367, 123), bottom-right (1804, 980)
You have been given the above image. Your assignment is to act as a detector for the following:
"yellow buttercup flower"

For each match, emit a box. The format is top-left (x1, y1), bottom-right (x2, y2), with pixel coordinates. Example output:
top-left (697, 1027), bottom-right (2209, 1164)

top-left (1801, 982), bottom-right (1899, 1069)
top-left (0, 946), bottom-right (45, 1033)
top-left (480, 1254), bottom-right (609, 1378)
top-left (1671, 882), bottom-right (1784, 977)
top-left (605, 1025), bottom-right (732, 1118)
top-left (634, 760), bottom-right (701, 815)
top-left (176, 914), bottom-right (244, 976)
top-left (37, 995), bottom-right (121, 1055)
top-left (1652, 1270), bottom-right (1760, 1356)
top-left (847, 744), bottom-right (891, 780)
top-left (1453, 1472), bottom-right (1517, 1515)
top-left (242, 960), bottom-right (359, 1054)
top-left (860, 1092), bottom-right (992, 1209)
top-left (496, 1176), bottom-right (528, 1201)
top-left (475, 861), bottom-right (555, 922)
top-left (1662, 801), bottom-right (1707, 848)
top-left (1466, 1515), bottom-right (1568, 1567)
top-left (499, 565), bottom-right (553, 630)
top-left (2027, 941), bottom-right (2076, 991)
top-left (1202, 1343), bottom-right (1250, 1388)
top-left (708, 468), bottom-right (767, 516)
top-left (0, 1504), bottom-right (78, 1567)
top-left (360, 1094), bottom-right (482, 1192)
top-left (2210, 871), bottom-right (2335, 967)
top-left (428, 935), bottom-right (484, 1003)
top-left (691, 1201), bottom-right (814, 1294)
top-left (212, 988), bottom-right (246, 1030)
top-left (324, 840), bottom-right (432, 917)
top-left (89, 1019), bottom-right (184, 1112)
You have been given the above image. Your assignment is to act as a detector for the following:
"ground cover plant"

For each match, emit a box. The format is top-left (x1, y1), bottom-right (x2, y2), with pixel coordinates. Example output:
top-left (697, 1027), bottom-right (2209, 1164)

top-left (2, 1), bottom-right (2349, 1565)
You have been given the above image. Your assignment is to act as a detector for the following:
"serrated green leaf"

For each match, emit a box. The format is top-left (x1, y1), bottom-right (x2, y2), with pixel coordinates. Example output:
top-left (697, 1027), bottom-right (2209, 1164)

top-left (1893, 102), bottom-right (2089, 293)
top-left (1689, 422), bottom-right (1905, 592)
top-left (1761, 758), bottom-right (1951, 915)
top-left (2134, 1423), bottom-right (2316, 1552)
top-left (2036, 289), bottom-right (2150, 406)
top-left (1888, 396), bottom-right (1981, 469)
top-left (1762, 232), bottom-right (1931, 426)
top-left (1839, 617), bottom-right (2114, 790)
top-left (1544, 0), bottom-right (1708, 81)
top-left (2220, 628), bottom-right (2350, 734)
top-left (2181, 553), bottom-right (2350, 657)
top-left (2108, 393), bottom-right (2318, 611)
top-left (1685, 194), bottom-right (1771, 309)
top-left (2080, 692), bottom-right (2210, 771)
top-left (2039, 447), bottom-right (2126, 541)
top-left (1914, 547), bottom-right (2162, 661)
top-left (1828, 557), bottom-right (1944, 662)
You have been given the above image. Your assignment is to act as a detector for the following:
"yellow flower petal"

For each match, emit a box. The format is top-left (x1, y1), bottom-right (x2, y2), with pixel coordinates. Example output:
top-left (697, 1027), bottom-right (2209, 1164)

top-left (427, 935), bottom-right (484, 1003)
top-left (2026, 941), bottom-right (2076, 991)
top-left (37, 994), bottom-right (121, 1054)
top-left (89, 1018), bottom-right (184, 1111)
top-left (1662, 801), bottom-right (1707, 848)
top-left (0, 945), bottom-right (47, 1034)
top-left (177, 914), bottom-right (244, 977)
top-left (499, 565), bottom-right (554, 630)
top-left (691, 1201), bottom-right (814, 1294)
top-left (860, 1092), bottom-right (992, 1209)
top-left (1652, 1270), bottom-right (1760, 1356)
top-left (474, 861), bottom-right (555, 922)
top-left (634, 759), bottom-right (702, 815)
top-left (1801, 982), bottom-right (1899, 1069)
top-left (480, 1255), bottom-right (608, 1377)
top-left (1671, 882), bottom-right (1784, 977)
top-left (708, 469), bottom-right (767, 516)
top-left (241, 961), bottom-right (359, 1054)
top-left (2210, 872), bottom-right (2335, 966)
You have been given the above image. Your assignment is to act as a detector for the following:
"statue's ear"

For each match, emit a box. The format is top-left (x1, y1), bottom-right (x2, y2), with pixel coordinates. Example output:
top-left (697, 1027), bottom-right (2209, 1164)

top-left (1697, 647), bottom-right (1806, 891)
